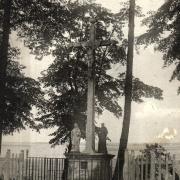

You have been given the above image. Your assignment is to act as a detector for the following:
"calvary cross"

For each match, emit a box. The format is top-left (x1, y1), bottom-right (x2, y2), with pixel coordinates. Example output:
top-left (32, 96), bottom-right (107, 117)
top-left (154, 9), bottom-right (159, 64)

top-left (69, 19), bottom-right (115, 153)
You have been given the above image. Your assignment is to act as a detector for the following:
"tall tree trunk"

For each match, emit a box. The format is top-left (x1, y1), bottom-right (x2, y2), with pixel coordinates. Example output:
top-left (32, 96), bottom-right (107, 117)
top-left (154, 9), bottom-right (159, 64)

top-left (112, 0), bottom-right (135, 179)
top-left (0, 130), bottom-right (2, 154)
top-left (0, 0), bottom-right (12, 154)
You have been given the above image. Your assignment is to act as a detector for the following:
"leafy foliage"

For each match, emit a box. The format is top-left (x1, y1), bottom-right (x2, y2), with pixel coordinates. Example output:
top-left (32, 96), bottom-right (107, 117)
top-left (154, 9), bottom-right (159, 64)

top-left (24, 1), bottom-right (163, 147)
top-left (132, 78), bottom-right (163, 102)
top-left (0, 48), bottom-right (44, 135)
top-left (137, 0), bottom-right (180, 92)
top-left (140, 144), bottom-right (179, 180)
top-left (12, 0), bottom-right (75, 60)
top-left (0, 0), bottom-right (163, 147)
top-left (141, 143), bottom-right (168, 160)
top-left (0, 0), bottom-right (44, 135)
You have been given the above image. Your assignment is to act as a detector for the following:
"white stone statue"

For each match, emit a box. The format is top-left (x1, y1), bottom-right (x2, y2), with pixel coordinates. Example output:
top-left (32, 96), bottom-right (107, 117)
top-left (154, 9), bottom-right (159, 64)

top-left (71, 123), bottom-right (81, 152)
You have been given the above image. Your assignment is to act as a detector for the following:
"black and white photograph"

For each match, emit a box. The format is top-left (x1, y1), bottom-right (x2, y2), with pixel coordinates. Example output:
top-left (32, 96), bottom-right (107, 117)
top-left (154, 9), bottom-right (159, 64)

top-left (0, 0), bottom-right (180, 179)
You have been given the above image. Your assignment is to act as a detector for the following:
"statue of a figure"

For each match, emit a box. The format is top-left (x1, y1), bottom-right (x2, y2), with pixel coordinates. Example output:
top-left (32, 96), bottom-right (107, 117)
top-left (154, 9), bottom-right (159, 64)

top-left (97, 123), bottom-right (110, 154)
top-left (71, 123), bottom-right (81, 152)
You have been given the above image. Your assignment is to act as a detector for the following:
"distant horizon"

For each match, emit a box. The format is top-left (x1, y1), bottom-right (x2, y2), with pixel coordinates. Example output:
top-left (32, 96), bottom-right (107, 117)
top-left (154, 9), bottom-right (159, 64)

top-left (2, 141), bottom-right (180, 145)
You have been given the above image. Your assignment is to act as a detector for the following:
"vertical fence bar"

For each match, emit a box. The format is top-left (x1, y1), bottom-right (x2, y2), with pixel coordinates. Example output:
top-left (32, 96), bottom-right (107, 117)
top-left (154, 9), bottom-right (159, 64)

top-left (53, 159), bottom-right (55, 180)
top-left (85, 160), bottom-right (87, 180)
top-left (11, 153), bottom-right (14, 179)
top-left (51, 159), bottom-right (52, 180)
top-left (49, 158), bottom-right (50, 179)
top-left (25, 150), bottom-right (28, 179)
top-left (22, 150), bottom-right (25, 179)
top-left (131, 151), bottom-right (135, 180)
top-left (145, 156), bottom-right (148, 180)
top-left (141, 155), bottom-right (144, 180)
top-left (158, 156), bottom-right (161, 180)
top-left (51, 158), bottom-right (53, 180)
top-left (26, 158), bottom-right (28, 179)
top-left (37, 157), bottom-right (39, 180)
top-left (123, 150), bottom-right (129, 180)
top-left (172, 155), bottom-right (176, 180)
top-left (6, 150), bottom-right (11, 180)
top-left (44, 158), bottom-right (46, 180)
top-left (29, 157), bottom-right (31, 180)
top-left (62, 158), bottom-right (64, 180)
top-left (36, 158), bottom-right (39, 180)
top-left (18, 153), bottom-right (20, 180)
top-left (60, 158), bottom-right (62, 179)
top-left (14, 154), bottom-right (16, 180)
top-left (19, 151), bottom-right (24, 180)
top-left (129, 152), bottom-right (131, 180)
top-left (49, 158), bottom-right (51, 179)
top-left (56, 159), bottom-right (57, 180)
top-left (99, 159), bottom-right (100, 180)
top-left (9, 153), bottom-right (12, 179)
top-left (165, 154), bottom-right (169, 180)
top-left (48, 158), bottom-right (50, 180)
top-left (150, 151), bottom-right (155, 180)
top-left (36, 157), bottom-right (38, 180)
top-left (51, 159), bottom-right (53, 180)
top-left (32, 157), bottom-right (35, 180)
top-left (103, 159), bottom-right (105, 180)
top-left (110, 159), bottom-right (112, 180)
top-left (92, 159), bottom-right (94, 180)
top-left (34, 157), bottom-right (36, 180)
top-left (58, 158), bottom-right (60, 179)
top-left (25, 156), bottom-right (27, 179)
top-left (55, 159), bottom-right (57, 180)
top-left (118, 158), bottom-right (120, 180)
top-left (78, 159), bottom-right (80, 180)
top-left (135, 156), bottom-right (140, 180)
top-left (16, 153), bottom-right (18, 180)
top-left (61, 158), bottom-right (63, 180)
top-left (41, 158), bottom-right (43, 180)
top-left (73, 160), bottom-right (75, 180)
top-left (52, 158), bottom-right (54, 180)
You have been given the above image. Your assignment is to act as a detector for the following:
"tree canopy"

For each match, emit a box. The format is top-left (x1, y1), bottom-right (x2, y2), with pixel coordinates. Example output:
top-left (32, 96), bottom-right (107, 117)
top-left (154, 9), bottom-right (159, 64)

top-left (137, 0), bottom-right (180, 93)
top-left (13, 1), bottom-right (162, 147)
top-left (0, 0), bottom-right (44, 136)
top-left (0, 0), bottom-right (164, 148)
top-left (2, 49), bottom-right (44, 134)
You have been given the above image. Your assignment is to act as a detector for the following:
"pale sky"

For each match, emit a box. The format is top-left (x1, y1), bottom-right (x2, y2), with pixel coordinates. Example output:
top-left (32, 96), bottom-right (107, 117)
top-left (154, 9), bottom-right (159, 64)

top-left (4, 0), bottom-right (180, 144)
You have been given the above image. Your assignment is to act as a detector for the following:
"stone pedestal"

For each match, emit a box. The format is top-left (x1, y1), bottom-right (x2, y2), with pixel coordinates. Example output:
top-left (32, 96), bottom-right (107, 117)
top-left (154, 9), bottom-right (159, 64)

top-left (65, 153), bottom-right (114, 180)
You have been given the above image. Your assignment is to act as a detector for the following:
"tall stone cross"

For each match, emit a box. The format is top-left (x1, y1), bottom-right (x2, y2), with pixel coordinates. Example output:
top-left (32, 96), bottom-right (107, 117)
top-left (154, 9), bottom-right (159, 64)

top-left (69, 19), bottom-right (115, 154)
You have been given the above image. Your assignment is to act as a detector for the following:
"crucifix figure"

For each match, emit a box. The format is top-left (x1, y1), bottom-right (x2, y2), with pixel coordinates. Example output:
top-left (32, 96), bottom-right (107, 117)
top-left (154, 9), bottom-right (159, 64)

top-left (69, 19), bottom-right (115, 154)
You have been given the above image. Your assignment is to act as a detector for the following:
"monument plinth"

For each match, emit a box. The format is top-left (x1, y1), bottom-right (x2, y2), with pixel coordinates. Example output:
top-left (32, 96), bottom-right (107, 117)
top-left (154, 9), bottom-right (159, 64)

top-left (66, 18), bottom-right (115, 180)
top-left (65, 152), bottom-right (114, 180)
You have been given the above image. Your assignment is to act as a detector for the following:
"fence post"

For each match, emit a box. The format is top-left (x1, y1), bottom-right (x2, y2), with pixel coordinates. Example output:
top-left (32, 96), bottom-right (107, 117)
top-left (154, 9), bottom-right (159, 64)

top-left (123, 150), bottom-right (129, 180)
top-left (12, 153), bottom-right (15, 179)
top-left (140, 154), bottom-right (144, 180)
top-left (150, 151), bottom-right (155, 180)
top-left (165, 153), bottom-right (169, 180)
top-left (0, 157), bottom-right (3, 177)
top-left (4, 149), bottom-right (11, 180)
top-left (130, 151), bottom-right (135, 180)
top-left (145, 156), bottom-right (148, 180)
top-left (19, 150), bottom-right (24, 180)
top-left (26, 150), bottom-right (29, 158)
top-left (158, 155), bottom-right (162, 180)
top-left (172, 155), bottom-right (176, 180)
top-left (135, 156), bottom-right (140, 180)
